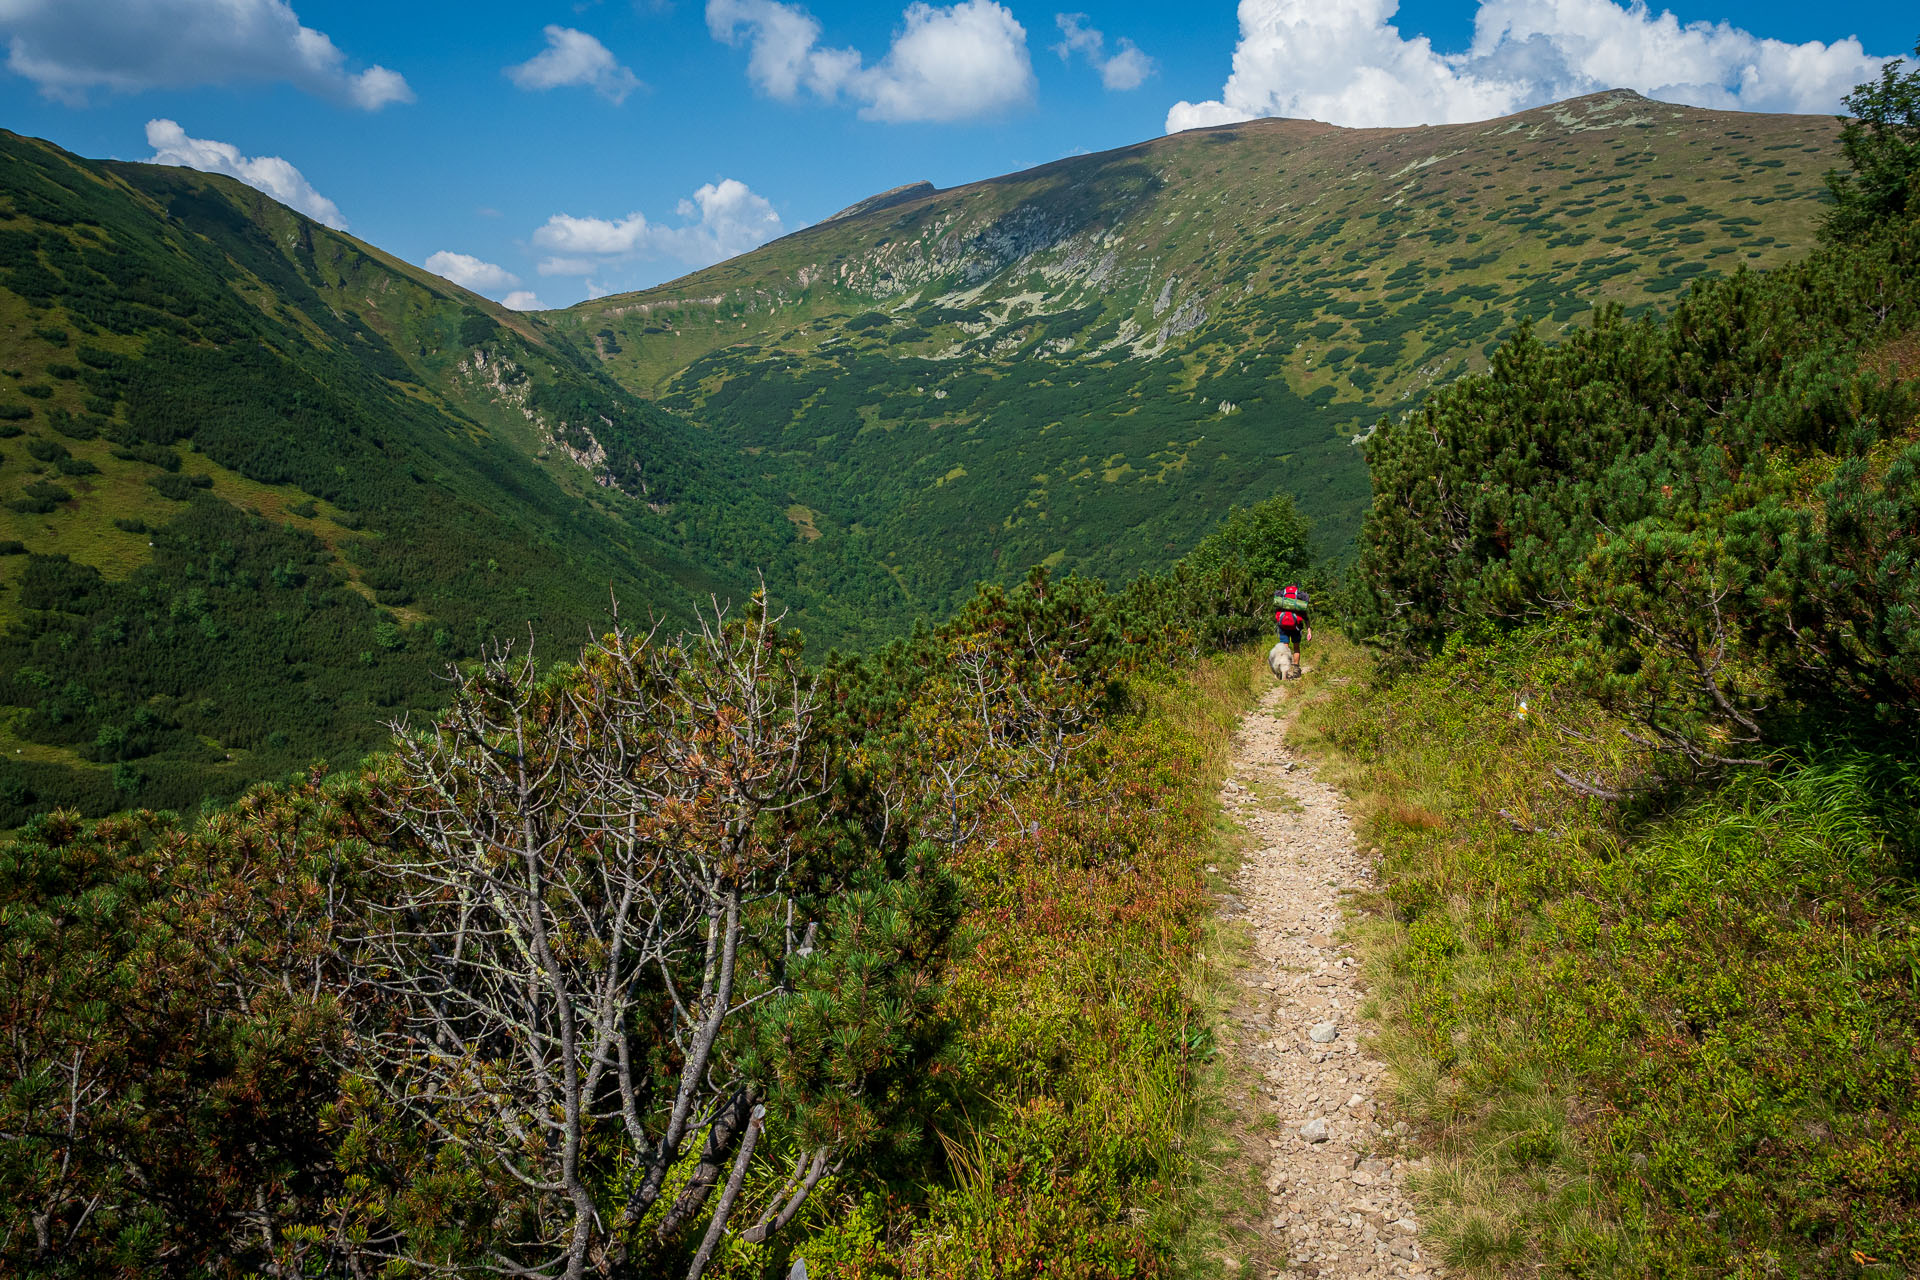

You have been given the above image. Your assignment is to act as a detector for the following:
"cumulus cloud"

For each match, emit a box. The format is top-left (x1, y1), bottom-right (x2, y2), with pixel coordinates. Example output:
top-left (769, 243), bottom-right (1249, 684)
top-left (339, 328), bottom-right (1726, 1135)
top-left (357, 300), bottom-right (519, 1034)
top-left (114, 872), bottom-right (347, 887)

top-left (0, 0), bottom-right (412, 108)
top-left (665, 179), bottom-right (787, 262)
top-left (534, 214), bottom-right (652, 257)
top-left (145, 118), bottom-right (346, 229)
top-left (1166, 0), bottom-right (1892, 133)
top-left (706, 0), bottom-right (1035, 123)
top-left (424, 251), bottom-right (520, 294)
top-left (1054, 13), bottom-right (1154, 91)
top-left (506, 26), bottom-right (641, 103)
top-left (502, 290), bottom-right (545, 311)
top-left (533, 178), bottom-right (785, 276)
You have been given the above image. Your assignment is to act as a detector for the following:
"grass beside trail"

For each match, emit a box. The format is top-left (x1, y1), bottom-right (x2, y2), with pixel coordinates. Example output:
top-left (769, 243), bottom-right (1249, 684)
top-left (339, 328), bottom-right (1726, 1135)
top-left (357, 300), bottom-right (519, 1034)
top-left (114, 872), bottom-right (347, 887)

top-left (1287, 633), bottom-right (1920, 1278)
top-left (779, 649), bottom-right (1265, 1278)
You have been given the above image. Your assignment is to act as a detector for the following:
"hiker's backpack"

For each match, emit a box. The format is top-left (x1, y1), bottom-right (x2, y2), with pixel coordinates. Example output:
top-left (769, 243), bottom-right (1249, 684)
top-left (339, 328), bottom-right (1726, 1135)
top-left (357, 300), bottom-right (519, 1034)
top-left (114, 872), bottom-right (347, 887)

top-left (1274, 585), bottom-right (1310, 631)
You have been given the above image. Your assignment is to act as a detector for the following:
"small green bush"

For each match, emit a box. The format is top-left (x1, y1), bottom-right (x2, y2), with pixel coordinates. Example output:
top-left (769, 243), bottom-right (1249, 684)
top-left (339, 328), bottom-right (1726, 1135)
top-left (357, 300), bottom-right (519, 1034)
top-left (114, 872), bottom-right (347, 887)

top-left (147, 472), bottom-right (211, 501)
top-left (8, 480), bottom-right (71, 513)
top-left (110, 442), bottom-right (181, 471)
top-left (48, 411), bottom-right (98, 440)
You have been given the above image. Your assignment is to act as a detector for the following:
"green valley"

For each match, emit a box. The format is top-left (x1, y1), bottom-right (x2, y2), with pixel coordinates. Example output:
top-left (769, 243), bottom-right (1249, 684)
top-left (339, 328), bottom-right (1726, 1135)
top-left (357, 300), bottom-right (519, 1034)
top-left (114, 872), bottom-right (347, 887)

top-left (0, 90), bottom-right (1852, 825)
top-left (560, 91), bottom-right (1840, 615)
top-left (0, 131), bottom-right (841, 824)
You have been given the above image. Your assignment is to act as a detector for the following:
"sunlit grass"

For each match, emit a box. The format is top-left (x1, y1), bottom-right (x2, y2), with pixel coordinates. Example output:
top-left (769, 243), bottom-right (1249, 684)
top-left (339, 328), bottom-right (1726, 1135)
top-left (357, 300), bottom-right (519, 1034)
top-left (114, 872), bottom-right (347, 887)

top-left (1291, 631), bottom-right (1920, 1276)
top-left (0, 425), bottom-right (374, 630)
top-left (789, 649), bottom-right (1265, 1278)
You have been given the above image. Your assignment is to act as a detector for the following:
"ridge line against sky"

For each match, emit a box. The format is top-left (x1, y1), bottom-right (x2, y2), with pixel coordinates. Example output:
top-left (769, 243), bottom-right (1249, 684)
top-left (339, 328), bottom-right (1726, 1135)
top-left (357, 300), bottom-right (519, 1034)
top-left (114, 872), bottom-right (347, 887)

top-left (0, 0), bottom-right (1906, 309)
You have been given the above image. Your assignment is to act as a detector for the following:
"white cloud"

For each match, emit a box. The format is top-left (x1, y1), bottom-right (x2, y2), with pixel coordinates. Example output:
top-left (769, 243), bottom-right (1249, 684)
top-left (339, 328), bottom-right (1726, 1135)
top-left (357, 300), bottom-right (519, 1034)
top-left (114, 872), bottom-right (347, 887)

top-left (535, 214), bottom-right (652, 257)
top-left (506, 25), bottom-right (641, 103)
top-left (1099, 42), bottom-right (1153, 92)
top-left (707, 0), bottom-right (1035, 123)
top-left (1054, 13), bottom-right (1154, 91)
top-left (1166, 0), bottom-right (1893, 133)
top-left (538, 255), bottom-right (601, 277)
top-left (346, 65), bottom-right (410, 110)
top-left (531, 178), bottom-right (785, 276)
top-left (664, 179), bottom-right (787, 261)
top-left (863, 0), bottom-right (1035, 122)
top-left (424, 250), bottom-right (520, 293)
top-left (705, 0), bottom-right (844, 99)
top-left (0, 0), bottom-right (412, 108)
top-left (502, 290), bottom-right (544, 310)
top-left (144, 118), bottom-right (346, 229)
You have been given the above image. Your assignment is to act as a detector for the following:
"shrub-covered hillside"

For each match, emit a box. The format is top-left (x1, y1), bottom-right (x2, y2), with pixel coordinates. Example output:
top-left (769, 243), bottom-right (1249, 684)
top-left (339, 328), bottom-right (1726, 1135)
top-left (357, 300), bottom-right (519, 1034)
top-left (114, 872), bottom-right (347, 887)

top-left (1353, 186), bottom-right (1918, 764)
top-left (0, 132), bottom-right (888, 827)
top-left (0, 91), bottom-right (1857, 826)
top-left (1316, 58), bottom-right (1920, 1271)
top-left (562, 91), bottom-right (1841, 616)
top-left (0, 497), bottom-right (1309, 1278)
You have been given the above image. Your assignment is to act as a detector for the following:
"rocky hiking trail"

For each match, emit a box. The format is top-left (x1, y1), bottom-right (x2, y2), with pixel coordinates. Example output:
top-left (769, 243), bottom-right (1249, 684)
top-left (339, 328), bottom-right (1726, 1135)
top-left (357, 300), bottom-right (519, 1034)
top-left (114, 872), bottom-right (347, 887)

top-left (1210, 680), bottom-right (1443, 1280)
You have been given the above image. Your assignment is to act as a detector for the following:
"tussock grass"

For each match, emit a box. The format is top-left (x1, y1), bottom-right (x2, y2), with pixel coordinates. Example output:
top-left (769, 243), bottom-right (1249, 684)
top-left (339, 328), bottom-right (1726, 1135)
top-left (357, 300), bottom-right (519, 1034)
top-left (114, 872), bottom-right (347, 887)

top-left (1292, 632), bottom-right (1920, 1277)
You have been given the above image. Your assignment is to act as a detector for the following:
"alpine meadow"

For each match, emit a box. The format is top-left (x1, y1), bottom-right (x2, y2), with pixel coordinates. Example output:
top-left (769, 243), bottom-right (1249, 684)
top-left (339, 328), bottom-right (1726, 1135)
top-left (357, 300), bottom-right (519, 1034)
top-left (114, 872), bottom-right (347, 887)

top-left (1, 9), bottom-right (1918, 1280)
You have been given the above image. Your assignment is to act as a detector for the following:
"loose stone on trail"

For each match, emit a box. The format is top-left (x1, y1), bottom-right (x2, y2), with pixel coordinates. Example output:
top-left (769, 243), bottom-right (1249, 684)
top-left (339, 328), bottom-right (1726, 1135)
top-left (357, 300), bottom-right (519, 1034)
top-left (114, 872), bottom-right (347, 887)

top-left (1214, 678), bottom-right (1442, 1278)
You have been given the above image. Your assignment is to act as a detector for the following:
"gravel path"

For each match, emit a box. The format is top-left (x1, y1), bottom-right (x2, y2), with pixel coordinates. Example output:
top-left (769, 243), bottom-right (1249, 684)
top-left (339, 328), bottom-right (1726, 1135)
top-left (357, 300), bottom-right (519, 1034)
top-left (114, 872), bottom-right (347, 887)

top-left (1212, 682), bottom-right (1444, 1280)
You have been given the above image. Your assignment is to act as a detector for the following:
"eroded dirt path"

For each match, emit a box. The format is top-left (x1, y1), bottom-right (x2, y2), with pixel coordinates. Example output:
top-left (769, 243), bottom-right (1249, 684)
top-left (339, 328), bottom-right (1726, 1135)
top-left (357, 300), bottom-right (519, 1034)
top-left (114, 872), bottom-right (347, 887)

top-left (1212, 682), bottom-right (1443, 1280)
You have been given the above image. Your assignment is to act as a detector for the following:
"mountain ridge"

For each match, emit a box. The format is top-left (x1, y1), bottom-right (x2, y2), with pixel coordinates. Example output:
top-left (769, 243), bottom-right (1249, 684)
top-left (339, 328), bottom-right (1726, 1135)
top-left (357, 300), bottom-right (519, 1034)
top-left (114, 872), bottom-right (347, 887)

top-left (554, 89), bottom-right (1841, 614)
top-left (0, 90), bottom-right (1851, 820)
top-left (824, 179), bottom-right (939, 224)
top-left (0, 130), bottom-right (851, 825)
top-left (574, 89), bottom-right (1758, 335)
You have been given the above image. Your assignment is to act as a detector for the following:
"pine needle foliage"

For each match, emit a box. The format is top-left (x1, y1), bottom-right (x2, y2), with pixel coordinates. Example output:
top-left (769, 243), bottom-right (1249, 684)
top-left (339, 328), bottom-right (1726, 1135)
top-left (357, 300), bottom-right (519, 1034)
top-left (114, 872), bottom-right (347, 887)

top-left (1354, 205), bottom-right (1920, 766)
top-left (1824, 41), bottom-right (1920, 241)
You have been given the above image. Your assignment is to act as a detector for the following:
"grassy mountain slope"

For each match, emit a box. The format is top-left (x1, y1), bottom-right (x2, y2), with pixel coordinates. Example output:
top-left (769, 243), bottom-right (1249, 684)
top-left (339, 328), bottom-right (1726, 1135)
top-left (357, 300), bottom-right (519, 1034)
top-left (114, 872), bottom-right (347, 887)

top-left (0, 131), bottom-right (828, 825)
top-left (559, 90), bottom-right (1839, 616)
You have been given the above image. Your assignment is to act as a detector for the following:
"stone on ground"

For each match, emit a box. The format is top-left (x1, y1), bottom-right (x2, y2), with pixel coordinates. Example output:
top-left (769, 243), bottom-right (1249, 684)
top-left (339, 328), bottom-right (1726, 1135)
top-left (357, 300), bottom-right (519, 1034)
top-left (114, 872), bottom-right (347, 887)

top-left (1213, 681), bottom-right (1443, 1279)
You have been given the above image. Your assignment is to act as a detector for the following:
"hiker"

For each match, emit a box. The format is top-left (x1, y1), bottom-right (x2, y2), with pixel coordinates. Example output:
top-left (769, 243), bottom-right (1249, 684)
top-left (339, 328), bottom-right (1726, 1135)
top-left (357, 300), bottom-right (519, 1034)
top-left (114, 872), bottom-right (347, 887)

top-left (1268, 585), bottom-right (1312, 679)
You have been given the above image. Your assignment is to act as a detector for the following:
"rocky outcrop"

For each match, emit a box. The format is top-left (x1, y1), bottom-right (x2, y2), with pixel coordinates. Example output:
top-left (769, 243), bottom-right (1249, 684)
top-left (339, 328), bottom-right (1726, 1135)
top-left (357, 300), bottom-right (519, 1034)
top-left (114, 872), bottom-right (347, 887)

top-left (456, 347), bottom-right (618, 489)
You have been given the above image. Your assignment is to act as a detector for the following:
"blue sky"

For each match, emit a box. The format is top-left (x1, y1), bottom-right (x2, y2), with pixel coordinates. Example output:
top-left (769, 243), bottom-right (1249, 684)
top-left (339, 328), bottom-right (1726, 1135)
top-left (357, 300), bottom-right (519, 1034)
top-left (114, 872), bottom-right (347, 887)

top-left (0, 0), bottom-right (1909, 308)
